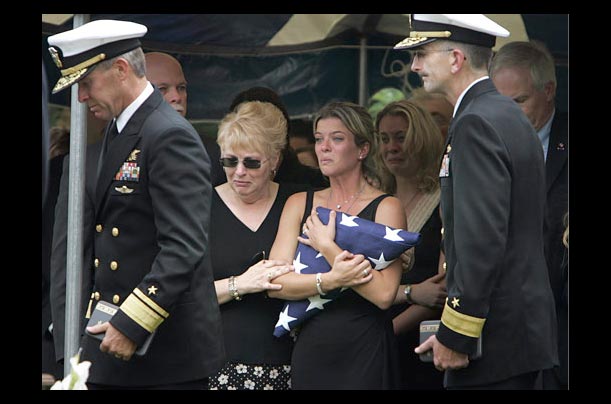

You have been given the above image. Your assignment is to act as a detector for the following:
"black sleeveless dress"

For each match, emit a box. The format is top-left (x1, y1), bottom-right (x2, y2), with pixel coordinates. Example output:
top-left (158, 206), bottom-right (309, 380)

top-left (290, 190), bottom-right (401, 390)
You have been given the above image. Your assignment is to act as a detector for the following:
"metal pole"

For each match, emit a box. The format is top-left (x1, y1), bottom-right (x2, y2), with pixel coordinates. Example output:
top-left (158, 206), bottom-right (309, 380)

top-left (358, 36), bottom-right (367, 106)
top-left (63, 13), bottom-right (90, 377)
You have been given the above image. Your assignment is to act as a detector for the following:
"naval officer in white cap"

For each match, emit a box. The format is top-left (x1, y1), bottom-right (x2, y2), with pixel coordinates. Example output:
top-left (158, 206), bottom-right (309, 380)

top-left (396, 15), bottom-right (558, 389)
top-left (48, 19), bottom-right (225, 389)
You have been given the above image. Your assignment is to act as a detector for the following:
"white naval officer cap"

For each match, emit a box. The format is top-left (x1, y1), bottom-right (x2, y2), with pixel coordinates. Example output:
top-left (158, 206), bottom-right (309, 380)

top-left (394, 14), bottom-right (509, 50)
top-left (47, 19), bottom-right (147, 94)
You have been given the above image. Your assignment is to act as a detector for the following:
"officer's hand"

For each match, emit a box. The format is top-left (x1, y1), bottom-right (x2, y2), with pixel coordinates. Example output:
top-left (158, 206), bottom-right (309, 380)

top-left (87, 322), bottom-right (137, 361)
top-left (415, 335), bottom-right (469, 371)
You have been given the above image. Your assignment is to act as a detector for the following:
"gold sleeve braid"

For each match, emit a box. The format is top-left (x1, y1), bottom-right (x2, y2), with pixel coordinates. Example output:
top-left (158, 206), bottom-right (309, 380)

top-left (120, 288), bottom-right (169, 333)
top-left (440, 302), bottom-right (486, 338)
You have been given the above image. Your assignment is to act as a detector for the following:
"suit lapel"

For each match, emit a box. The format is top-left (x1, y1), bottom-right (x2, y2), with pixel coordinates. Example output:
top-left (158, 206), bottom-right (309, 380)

top-left (545, 113), bottom-right (568, 193)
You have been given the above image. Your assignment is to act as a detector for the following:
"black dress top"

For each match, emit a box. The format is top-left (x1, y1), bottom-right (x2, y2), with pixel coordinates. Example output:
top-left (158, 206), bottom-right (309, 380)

top-left (291, 190), bottom-right (401, 389)
top-left (210, 182), bottom-right (305, 365)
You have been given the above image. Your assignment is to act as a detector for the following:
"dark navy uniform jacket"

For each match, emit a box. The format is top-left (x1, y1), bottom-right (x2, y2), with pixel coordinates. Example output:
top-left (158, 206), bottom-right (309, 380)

top-left (438, 79), bottom-right (558, 388)
top-left (79, 89), bottom-right (225, 386)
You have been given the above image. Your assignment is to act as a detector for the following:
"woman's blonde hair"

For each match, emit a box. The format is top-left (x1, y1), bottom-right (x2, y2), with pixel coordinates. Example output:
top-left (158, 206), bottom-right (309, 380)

top-left (217, 101), bottom-right (287, 162)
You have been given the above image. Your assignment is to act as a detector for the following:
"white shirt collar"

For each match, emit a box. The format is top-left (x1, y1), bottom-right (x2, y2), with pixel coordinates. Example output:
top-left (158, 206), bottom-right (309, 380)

top-left (453, 76), bottom-right (489, 118)
top-left (115, 81), bottom-right (154, 133)
top-left (538, 109), bottom-right (555, 161)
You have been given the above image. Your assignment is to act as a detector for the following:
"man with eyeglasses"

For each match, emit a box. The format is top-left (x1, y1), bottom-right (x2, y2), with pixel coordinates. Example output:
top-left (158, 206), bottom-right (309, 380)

top-left (395, 14), bottom-right (557, 389)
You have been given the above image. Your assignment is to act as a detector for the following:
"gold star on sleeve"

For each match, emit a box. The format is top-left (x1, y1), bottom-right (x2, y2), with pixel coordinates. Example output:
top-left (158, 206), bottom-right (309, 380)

top-left (451, 297), bottom-right (460, 308)
top-left (147, 285), bottom-right (158, 295)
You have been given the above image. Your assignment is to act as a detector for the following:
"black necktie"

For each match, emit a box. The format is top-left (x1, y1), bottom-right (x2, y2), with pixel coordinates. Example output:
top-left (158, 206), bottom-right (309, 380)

top-left (108, 120), bottom-right (119, 144)
top-left (97, 119), bottom-right (118, 181)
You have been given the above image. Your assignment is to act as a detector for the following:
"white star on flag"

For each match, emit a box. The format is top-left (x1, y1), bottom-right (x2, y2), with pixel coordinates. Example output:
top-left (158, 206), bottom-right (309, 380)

top-left (339, 213), bottom-right (359, 227)
top-left (369, 252), bottom-right (393, 269)
top-left (306, 294), bottom-right (333, 311)
top-left (275, 305), bottom-right (297, 331)
top-left (293, 252), bottom-right (308, 274)
top-left (384, 226), bottom-right (405, 242)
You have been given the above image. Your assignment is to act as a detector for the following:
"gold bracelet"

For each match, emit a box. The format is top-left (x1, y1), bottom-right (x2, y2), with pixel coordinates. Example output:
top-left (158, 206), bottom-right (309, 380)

top-left (315, 273), bottom-right (325, 295)
top-left (228, 276), bottom-right (242, 301)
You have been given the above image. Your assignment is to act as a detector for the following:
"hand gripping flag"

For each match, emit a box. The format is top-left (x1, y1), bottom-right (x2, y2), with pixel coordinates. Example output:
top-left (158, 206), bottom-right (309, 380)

top-left (273, 206), bottom-right (421, 337)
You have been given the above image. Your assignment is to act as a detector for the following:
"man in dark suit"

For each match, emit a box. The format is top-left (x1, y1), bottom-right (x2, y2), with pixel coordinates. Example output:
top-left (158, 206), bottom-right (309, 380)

top-left (47, 19), bottom-right (225, 389)
top-left (145, 51), bottom-right (226, 186)
top-left (490, 41), bottom-right (568, 390)
top-left (396, 14), bottom-right (558, 389)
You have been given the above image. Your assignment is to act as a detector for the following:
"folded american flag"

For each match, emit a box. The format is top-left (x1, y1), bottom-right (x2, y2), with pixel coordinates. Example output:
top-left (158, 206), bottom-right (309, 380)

top-left (273, 206), bottom-right (421, 337)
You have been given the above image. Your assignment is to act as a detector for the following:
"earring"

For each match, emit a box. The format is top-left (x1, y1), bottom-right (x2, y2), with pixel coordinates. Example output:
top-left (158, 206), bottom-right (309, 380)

top-left (271, 169), bottom-right (277, 179)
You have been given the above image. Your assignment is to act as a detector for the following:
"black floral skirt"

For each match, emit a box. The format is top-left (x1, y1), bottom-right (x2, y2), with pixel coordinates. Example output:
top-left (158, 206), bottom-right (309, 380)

top-left (208, 362), bottom-right (291, 390)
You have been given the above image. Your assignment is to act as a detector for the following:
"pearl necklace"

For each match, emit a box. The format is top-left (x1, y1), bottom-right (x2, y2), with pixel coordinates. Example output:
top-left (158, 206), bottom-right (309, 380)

top-left (329, 182), bottom-right (366, 213)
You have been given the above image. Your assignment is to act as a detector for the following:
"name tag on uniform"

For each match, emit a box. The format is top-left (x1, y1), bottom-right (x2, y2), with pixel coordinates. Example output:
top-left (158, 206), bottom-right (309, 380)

top-left (439, 153), bottom-right (450, 177)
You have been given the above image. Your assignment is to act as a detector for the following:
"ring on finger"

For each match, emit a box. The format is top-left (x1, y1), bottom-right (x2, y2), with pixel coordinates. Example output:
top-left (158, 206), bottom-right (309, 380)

top-left (267, 271), bottom-right (273, 280)
top-left (114, 353), bottom-right (122, 359)
top-left (363, 269), bottom-right (369, 276)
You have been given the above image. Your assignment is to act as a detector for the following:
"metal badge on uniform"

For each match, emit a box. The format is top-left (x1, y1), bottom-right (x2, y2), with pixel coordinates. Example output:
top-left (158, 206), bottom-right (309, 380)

top-left (439, 153), bottom-right (450, 177)
top-left (115, 185), bottom-right (134, 194)
top-left (127, 149), bottom-right (141, 161)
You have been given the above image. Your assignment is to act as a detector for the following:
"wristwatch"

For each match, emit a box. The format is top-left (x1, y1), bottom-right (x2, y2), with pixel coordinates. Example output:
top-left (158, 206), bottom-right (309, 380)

top-left (404, 284), bottom-right (414, 304)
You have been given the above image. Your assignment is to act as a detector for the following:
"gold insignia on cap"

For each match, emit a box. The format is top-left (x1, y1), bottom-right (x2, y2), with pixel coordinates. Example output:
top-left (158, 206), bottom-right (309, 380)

top-left (127, 149), bottom-right (141, 161)
top-left (48, 47), bottom-right (63, 68)
top-left (52, 68), bottom-right (89, 94)
top-left (115, 185), bottom-right (134, 194)
top-left (394, 30), bottom-right (452, 50)
top-left (451, 297), bottom-right (460, 308)
top-left (51, 53), bottom-right (107, 94)
top-left (394, 35), bottom-right (429, 49)
top-left (148, 285), bottom-right (158, 296)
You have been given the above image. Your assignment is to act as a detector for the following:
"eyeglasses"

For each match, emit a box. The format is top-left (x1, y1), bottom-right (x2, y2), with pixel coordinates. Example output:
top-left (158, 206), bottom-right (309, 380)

top-left (219, 156), bottom-right (269, 169)
top-left (409, 48), bottom-right (454, 60)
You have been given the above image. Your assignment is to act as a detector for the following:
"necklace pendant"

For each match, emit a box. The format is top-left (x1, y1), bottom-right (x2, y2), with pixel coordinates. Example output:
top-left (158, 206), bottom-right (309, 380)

top-left (336, 204), bottom-right (341, 210)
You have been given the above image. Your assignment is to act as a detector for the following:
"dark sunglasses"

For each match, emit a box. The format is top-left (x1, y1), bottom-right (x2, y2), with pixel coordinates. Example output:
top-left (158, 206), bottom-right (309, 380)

top-left (219, 157), bottom-right (268, 169)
